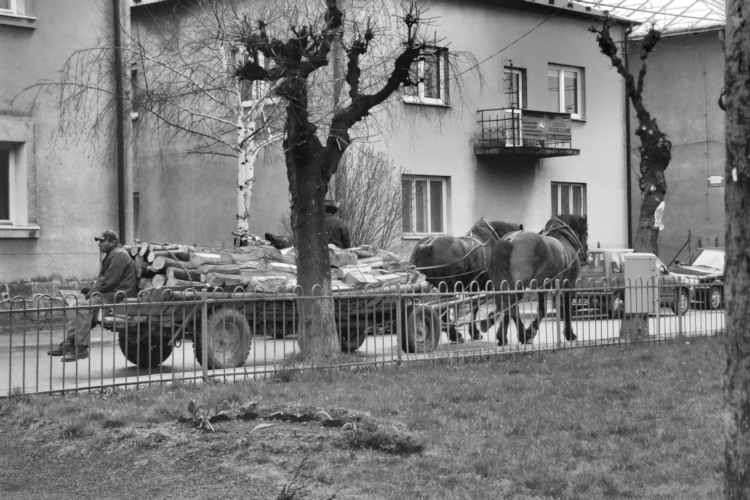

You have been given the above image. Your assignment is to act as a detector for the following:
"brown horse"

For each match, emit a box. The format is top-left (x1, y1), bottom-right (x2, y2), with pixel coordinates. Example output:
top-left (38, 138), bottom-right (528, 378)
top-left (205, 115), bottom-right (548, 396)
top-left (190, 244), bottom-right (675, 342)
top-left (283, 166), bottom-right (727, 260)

top-left (488, 214), bottom-right (588, 346)
top-left (410, 219), bottom-right (523, 341)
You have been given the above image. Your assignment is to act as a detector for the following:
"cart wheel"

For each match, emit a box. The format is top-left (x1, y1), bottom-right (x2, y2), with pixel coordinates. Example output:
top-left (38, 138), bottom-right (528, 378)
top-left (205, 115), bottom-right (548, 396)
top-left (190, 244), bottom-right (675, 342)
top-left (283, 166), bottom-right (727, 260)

top-left (194, 308), bottom-right (252, 369)
top-left (340, 324), bottom-right (368, 353)
top-left (117, 327), bottom-right (172, 369)
top-left (402, 305), bottom-right (441, 353)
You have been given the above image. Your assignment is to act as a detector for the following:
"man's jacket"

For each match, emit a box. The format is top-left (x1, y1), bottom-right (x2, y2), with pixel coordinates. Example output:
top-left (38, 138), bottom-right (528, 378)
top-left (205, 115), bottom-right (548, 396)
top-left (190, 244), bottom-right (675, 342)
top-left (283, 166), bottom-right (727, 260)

top-left (325, 214), bottom-right (352, 249)
top-left (90, 245), bottom-right (138, 299)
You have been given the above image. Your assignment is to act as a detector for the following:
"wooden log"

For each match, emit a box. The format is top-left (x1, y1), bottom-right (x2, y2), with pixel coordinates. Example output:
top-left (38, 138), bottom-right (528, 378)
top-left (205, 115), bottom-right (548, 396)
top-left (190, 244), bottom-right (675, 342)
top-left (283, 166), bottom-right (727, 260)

top-left (270, 262), bottom-right (297, 274)
top-left (123, 245), bottom-right (131, 255)
top-left (149, 243), bottom-right (179, 252)
top-left (138, 278), bottom-right (154, 291)
top-left (196, 264), bottom-right (241, 275)
top-left (190, 252), bottom-right (234, 267)
top-left (152, 256), bottom-right (197, 271)
top-left (205, 272), bottom-right (245, 288)
top-left (166, 277), bottom-right (200, 287)
top-left (335, 265), bottom-right (371, 280)
top-left (151, 274), bottom-right (167, 288)
top-left (329, 247), bottom-right (357, 267)
top-left (245, 274), bottom-right (297, 292)
top-left (356, 256), bottom-right (384, 269)
top-left (230, 245), bottom-right (284, 262)
top-left (166, 267), bottom-right (205, 283)
top-left (138, 243), bottom-right (149, 257)
top-left (147, 248), bottom-right (190, 263)
top-left (130, 242), bottom-right (140, 257)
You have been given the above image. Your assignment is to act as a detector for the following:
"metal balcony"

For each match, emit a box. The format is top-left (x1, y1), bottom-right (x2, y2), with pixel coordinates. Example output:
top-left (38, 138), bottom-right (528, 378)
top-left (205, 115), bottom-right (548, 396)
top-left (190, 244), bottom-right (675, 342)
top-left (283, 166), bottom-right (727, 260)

top-left (474, 108), bottom-right (580, 158)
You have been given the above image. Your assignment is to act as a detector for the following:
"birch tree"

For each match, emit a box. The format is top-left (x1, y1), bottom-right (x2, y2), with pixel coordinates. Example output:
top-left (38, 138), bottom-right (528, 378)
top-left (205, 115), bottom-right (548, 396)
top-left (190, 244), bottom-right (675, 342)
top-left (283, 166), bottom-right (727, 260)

top-left (32, 0), bottom-right (284, 234)
top-left (590, 21), bottom-right (672, 254)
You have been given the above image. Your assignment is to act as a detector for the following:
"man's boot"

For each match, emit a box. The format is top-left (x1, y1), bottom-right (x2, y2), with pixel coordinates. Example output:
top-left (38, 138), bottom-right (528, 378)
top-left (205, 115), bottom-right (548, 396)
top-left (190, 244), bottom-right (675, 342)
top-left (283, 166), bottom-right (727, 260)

top-left (47, 339), bottom-right (74, 356)
top-left (61, 346), bottom-right (89, 362)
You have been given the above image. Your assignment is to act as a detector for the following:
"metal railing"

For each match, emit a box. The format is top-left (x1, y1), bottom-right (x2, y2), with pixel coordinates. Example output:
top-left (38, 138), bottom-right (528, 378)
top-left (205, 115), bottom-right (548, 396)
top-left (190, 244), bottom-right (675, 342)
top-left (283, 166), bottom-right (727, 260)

top-left (0, 278), bottom-right (725, 397)
top-left (476, 108), bottom-right (574, 150)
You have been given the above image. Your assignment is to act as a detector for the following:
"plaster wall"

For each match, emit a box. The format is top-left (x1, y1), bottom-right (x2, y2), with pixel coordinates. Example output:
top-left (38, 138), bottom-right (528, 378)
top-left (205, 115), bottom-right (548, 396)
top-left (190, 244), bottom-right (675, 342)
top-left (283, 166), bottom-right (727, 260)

top-left (132, 0), bottom-right (629, 251)
top-left (0, 1), bottom-right (120, 282)
top-left (627, 30), bottom-right (725, 262)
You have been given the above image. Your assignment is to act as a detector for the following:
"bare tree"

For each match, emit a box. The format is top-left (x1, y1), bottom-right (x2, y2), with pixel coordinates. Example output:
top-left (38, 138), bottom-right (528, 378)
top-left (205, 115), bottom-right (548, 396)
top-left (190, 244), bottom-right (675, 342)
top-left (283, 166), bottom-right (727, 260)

top-left (233, 0), bottom-right (446, 359)
top-left (590, 20), bottom-right (672, 254)
top-left (27, 0), bottom-right (284, 235)
top-left (280, 146), bottom-right (405, 249)
top-left (723, 1), bottom-right (750, 496)
top-left (333, 147), bottom-right (404, 249)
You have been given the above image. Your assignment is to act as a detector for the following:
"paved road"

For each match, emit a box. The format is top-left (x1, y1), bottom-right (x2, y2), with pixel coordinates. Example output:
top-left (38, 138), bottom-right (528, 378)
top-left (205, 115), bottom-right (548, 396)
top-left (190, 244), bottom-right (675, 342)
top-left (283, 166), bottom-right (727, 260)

top-left (0, 304), bottom-right (725, 397)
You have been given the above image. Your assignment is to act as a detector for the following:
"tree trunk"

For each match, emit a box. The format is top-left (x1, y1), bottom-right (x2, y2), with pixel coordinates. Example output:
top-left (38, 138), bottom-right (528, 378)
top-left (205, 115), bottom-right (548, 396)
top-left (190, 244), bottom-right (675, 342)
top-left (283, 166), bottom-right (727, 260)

top-left (237, 111), bottom-right (259, 234)
top-left (724, 4), bottom-right (750, 496)
top-left (288, 150), bottom-right (339, 361)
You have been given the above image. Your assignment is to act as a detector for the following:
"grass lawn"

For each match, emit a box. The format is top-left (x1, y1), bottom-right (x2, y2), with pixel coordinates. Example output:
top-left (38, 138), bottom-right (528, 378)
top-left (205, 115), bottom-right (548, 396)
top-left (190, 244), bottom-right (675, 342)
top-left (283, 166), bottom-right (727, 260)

top-left (0, 336), bottom-right (725, 499)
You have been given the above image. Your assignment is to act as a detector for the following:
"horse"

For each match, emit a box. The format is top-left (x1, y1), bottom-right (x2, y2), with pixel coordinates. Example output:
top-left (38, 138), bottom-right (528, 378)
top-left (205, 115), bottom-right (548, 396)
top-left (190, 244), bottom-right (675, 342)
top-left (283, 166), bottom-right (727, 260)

top-left (488, 214), bottom-right (588, 346)
top-left (409, 219), bottom-right (523, 341)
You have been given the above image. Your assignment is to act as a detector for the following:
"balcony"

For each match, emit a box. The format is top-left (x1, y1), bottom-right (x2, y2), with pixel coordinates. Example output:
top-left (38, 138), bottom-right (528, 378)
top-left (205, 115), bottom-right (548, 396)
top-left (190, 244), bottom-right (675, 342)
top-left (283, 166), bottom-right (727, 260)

top-left (474, 108), bottom-right (580, 158)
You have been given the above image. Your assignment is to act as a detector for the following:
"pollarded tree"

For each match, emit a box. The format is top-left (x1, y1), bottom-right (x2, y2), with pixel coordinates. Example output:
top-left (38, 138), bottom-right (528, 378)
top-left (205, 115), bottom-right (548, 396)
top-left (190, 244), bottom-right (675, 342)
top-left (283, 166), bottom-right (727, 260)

top-left (232, 0), bottom-right (439, 359)
top-left (590, 21), bottom-right (672, 254)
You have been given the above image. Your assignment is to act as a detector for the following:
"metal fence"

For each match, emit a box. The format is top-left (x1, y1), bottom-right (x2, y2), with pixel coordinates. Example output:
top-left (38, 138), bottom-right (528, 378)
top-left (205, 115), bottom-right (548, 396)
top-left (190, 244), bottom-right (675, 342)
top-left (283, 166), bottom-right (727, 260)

top-left (0, 278), bottom-right (725, 397)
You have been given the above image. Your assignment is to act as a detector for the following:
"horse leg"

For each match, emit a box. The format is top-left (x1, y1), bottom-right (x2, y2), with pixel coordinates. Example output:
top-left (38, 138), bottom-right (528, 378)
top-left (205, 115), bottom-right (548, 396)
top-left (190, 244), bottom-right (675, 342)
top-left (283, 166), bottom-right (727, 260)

top-left (523, 292), bottom-right (546, 343)
top-left (446, 306), bottom-right (464, 344)
top-left (470, 297), bottom-right (486, 340)
top-left (562, 291), bottom-right (577, 341)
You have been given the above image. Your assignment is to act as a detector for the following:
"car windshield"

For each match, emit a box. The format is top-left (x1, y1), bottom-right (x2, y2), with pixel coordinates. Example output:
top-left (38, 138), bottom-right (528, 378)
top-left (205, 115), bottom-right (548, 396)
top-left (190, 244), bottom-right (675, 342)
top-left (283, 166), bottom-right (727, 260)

top-left (683, 249), bottom-right (724, 271)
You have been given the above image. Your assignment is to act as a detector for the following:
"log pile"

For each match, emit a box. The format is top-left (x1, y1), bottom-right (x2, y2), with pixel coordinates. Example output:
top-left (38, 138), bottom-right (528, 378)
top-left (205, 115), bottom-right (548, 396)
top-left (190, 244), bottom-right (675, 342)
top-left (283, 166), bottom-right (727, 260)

top-left (127, 239), bottom-right (425, 293)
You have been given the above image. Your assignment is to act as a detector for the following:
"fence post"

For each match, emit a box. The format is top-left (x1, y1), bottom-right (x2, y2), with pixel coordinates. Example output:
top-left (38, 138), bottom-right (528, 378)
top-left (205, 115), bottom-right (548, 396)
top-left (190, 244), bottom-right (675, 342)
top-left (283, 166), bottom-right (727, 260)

top-left (655, 278), bottom-right (661, 340)
top-left (395, 284), bottom-right (402, 363)
top-left (677, 277), bottom-right (683, 337)
top-left (201, 288), bottom-right (209, 382)
top-left (555, 280), bottom-right (562, 348)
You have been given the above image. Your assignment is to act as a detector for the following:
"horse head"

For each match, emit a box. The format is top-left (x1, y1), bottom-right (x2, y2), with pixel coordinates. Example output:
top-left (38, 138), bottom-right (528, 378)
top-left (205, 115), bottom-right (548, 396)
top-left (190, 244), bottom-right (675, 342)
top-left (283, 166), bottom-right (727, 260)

top-left (546, 214), bottom-right (589, 265)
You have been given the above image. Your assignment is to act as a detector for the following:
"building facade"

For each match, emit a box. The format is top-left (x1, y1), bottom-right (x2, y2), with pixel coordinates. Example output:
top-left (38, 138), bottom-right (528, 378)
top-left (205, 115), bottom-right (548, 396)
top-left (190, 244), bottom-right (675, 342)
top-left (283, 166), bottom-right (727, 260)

top-left (0, 0), bottom-right (128, 282)
top-left (627, 27), bottom-right (725, 263)
top-left (131, 0), bottom-right (631, 255)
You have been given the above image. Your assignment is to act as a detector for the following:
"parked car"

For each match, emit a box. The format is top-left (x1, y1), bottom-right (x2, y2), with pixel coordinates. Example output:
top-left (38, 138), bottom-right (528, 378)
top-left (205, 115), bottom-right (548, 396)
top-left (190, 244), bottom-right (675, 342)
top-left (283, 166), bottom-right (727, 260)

top-left (669, 247), bottom-right (725, 310)
top-left (573, 248), bottom-right (691, 318)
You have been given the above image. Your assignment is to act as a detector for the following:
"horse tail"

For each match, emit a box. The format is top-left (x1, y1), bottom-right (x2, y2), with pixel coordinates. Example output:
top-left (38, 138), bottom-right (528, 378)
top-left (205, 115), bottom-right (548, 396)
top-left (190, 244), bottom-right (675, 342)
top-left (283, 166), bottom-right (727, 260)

top-left (489, 240), bottom-right (514, 310)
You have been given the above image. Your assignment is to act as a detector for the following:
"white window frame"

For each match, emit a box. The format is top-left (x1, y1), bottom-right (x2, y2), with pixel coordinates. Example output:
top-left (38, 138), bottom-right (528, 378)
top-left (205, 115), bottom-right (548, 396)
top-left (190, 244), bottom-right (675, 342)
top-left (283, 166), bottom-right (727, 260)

top-left (402, 175), bottom-right (448, 237)
top-left (551, 182), bottom-right (587, 217)
top-left (403, 47), bottom-right (448, 106)
top-left (0, 0), bottom-right (17, 16)
top-left (548, 64), bottom-right (583, 119)
top-left (502, 67), bottom-right (525, 110)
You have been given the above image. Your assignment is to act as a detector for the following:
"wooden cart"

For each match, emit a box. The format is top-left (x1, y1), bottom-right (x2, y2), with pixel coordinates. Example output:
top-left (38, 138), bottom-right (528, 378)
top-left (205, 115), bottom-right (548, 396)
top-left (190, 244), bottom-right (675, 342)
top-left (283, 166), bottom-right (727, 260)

top-left (99, 283), bottom-right (449, 369)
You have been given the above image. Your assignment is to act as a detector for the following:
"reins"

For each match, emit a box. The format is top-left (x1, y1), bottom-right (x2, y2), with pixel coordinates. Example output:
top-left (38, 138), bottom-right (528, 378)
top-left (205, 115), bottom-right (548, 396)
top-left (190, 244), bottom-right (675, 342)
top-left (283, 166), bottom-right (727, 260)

top-left (413, 220), bottom-right (501, 272)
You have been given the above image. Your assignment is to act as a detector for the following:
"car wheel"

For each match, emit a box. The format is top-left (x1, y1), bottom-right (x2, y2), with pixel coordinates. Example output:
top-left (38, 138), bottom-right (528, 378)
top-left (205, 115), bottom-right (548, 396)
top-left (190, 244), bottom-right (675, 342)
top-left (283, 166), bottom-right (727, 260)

top-left (608, 293), bottom-right (624, 319)
top-left (707, 286), bottom-right (723, 310)
top-left (671, 288), bottom-right (690, 316)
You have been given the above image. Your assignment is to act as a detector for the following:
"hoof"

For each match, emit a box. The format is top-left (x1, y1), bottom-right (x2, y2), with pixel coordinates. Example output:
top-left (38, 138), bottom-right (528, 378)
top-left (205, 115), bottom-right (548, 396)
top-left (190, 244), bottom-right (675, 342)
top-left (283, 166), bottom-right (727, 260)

top-left (471, 329), bottom-right (483, 341)
top-left (564, 330), bottom-right (578, 341)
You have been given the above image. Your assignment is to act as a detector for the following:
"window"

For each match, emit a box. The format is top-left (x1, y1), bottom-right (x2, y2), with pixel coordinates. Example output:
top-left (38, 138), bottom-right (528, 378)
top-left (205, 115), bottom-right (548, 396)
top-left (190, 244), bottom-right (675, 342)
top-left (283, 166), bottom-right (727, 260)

top-left (404, 47), bottom-right (449, 106)
top-left (0, 0), bottom-right (17, 15)
top-left (548, 65), bottom-right (583, 118)
top-left (551, 182), bottom-right (586, 217)
top-left (0, 147), bottom-right (10, 223)
top-left (502, 67), bottom-right (526, 109)
top-left (402, 176), bottom-right (447, 235)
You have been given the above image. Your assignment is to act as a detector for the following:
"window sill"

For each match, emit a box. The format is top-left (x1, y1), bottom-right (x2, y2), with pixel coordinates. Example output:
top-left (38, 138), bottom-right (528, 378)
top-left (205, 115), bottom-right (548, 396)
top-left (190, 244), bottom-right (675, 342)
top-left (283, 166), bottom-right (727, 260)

top-left (0, 13), bottom-right (37, 29)
top-left (0, 225), bottom-right (40, 238)
top-left (402, 233), bottom-right (445, 240)
top-left (403, 98), bottom-right (450, 108)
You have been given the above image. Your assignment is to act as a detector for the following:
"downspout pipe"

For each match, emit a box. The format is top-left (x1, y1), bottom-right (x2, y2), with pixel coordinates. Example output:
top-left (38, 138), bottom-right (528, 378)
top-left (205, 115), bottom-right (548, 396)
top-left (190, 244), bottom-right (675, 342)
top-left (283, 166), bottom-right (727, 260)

top-left (624, 23), bottom-right (633, 248)
top-left (113, 0), bottom-right (126, 238)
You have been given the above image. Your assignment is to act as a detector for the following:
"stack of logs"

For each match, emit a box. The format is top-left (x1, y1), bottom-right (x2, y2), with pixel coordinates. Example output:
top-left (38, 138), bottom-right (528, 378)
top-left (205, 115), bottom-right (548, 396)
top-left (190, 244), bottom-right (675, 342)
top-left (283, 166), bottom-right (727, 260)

top-left (127, 240), bottom-right (426, 293)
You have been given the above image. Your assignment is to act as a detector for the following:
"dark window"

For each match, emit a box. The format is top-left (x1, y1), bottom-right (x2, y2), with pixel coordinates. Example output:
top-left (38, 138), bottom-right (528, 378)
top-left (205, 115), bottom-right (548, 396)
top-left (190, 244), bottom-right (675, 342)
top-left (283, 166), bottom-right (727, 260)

top-left (0, 148), bottom-right (9, 221)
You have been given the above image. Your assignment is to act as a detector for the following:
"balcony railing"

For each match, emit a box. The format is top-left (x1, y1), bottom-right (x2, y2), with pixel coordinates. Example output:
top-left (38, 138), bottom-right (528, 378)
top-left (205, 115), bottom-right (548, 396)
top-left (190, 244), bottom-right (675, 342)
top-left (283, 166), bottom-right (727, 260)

top-left (475, 108), bottom-right (580, 157)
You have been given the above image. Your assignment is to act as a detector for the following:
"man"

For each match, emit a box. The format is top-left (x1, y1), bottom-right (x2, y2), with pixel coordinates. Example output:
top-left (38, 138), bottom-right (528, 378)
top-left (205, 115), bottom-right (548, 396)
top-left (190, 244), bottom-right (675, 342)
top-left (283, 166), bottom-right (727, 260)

top-left (324, 199), bottom-right (351, 249)
top-left (48, 229), bottom-right (137, 362)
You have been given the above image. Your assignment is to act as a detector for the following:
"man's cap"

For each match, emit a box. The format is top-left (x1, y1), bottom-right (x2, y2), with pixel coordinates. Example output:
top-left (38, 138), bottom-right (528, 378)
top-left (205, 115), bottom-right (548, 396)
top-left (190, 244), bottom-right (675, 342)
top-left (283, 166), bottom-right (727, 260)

top-left (94, 229), bottom-right (119, 242)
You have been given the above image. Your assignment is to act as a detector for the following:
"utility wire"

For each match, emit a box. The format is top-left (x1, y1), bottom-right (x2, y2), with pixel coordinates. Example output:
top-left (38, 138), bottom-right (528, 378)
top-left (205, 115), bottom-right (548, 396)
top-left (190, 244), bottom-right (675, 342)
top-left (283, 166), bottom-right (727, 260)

top-left (447, 4), bottom-right (567, 84)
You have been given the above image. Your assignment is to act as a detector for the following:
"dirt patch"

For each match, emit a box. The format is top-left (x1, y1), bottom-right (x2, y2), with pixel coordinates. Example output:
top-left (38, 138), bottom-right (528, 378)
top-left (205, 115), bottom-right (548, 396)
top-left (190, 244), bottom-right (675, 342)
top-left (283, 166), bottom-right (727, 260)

top-left (0, 403), bottom-right (423, 499)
